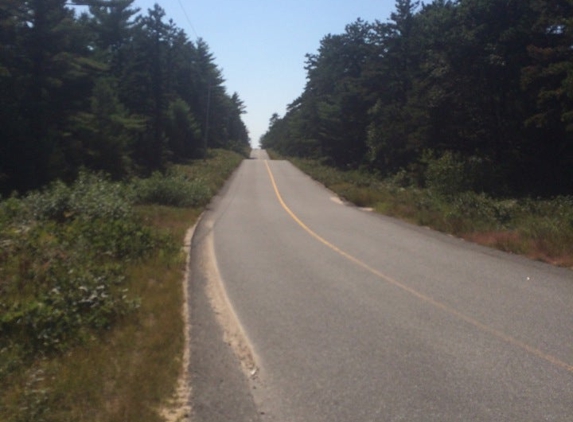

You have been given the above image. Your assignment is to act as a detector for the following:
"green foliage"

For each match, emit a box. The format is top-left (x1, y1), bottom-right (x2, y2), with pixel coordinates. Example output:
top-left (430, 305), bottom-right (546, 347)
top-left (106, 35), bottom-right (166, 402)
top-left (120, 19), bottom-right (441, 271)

top-left (0, 261), bottom-right (138, 356)
top-left (262, 0), bottom-right (573, 196)
top-left (422, 151), bottom-right (503, 197)
top-left (423, 151), bottom-right (472, 196)
top-left (448, 192), bottom-right (515, 229)
top-left (22, 171), bottom-right (132, 222)
top-left (0, 149), bottom-right (244, 422)
top-left (71, 78), bottom-right (144, 178)
top-left (0, 0), bottom-right (249, 195)
top-left (173, 149), bottom-right (245, 193)
top-left (165, 98), bottom-right (202, 160)
top-left (131, 171), bottom-right (212, 207)
top-left (0, 172), bottom-right (165, 370)
top-left (288, 156), bottom-right (573, 265)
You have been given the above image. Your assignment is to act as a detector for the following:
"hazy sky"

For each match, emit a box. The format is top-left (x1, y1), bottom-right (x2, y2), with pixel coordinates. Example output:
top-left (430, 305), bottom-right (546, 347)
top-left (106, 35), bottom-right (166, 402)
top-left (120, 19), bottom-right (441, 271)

top-left (132, 1), bottom-right (397, 146)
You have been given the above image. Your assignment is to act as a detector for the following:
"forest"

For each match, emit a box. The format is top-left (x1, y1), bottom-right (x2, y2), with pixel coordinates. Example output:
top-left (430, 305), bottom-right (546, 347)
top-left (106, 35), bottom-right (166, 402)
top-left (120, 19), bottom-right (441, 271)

top-left (261, 0), bottom-right (573, 196)
top-left (0, 2), bottom-right (251, 417)
top-left (0, 0), bottom-right (249, 195)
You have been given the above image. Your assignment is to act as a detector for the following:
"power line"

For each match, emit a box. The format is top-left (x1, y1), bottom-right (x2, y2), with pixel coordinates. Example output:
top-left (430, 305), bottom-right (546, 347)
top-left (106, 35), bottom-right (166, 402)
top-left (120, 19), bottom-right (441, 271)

top-left (176, 0), bottom-right (199, 39)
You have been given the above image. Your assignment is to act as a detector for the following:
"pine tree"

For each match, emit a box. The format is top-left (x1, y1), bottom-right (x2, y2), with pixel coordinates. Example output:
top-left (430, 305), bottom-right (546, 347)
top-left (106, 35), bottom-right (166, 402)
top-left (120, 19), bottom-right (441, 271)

top-left (522, 0), bottom-right (573, 192)
top-left (0, 0), bottom-right (98, 192)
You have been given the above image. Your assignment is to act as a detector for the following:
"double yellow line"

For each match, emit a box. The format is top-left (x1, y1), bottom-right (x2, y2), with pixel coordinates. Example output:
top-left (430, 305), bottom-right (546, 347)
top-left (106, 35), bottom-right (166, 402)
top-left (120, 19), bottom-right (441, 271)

top-left (264, 160), bottom-right (573, 374)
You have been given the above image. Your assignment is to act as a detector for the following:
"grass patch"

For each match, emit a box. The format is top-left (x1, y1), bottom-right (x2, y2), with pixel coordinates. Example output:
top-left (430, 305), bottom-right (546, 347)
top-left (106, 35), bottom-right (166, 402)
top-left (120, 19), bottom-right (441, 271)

top-left (172, 148), bottom-right (245, 193)
top-left (281, 155), bottom-right (573, 269)
top-left (0, 149), bottom-right (245, 421)
top-left (131, 172), bottom-right (212, 208)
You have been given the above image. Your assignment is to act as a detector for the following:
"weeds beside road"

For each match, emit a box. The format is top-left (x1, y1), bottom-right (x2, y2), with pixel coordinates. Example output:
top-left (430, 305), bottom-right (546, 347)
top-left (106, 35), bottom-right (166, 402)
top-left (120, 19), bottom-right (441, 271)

top-left (284, 155), bottom-right (573, 269)
top-left (0, 149), bottom-right (244, 422)
top-left (2, 147), bottom-right (569, 420)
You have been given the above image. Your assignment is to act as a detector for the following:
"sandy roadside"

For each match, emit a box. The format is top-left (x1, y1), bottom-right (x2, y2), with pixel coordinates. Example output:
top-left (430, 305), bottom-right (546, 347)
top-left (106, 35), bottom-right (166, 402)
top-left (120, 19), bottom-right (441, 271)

top-left (159, 222), bottom-right (196, 422)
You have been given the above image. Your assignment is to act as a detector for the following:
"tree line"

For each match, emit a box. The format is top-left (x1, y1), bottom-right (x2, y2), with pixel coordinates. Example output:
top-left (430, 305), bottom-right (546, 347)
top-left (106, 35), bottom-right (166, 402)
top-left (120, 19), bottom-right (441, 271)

top-left (0, 0), bottom-right (249, 195)
top-left (261, 0), bottom-right (573, 196)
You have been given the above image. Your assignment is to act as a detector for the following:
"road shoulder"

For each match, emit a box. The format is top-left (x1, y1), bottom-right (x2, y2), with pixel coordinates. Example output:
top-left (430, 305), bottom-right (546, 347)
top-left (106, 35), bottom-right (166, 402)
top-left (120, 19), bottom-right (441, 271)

top-left (187, 213), bottom-right (261, 422)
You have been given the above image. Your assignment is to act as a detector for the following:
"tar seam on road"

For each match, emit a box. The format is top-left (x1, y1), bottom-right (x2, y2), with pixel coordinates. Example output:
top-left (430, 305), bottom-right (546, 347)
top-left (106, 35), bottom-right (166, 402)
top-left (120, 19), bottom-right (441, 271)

top-left (263, 160), bottom-right (573, 375)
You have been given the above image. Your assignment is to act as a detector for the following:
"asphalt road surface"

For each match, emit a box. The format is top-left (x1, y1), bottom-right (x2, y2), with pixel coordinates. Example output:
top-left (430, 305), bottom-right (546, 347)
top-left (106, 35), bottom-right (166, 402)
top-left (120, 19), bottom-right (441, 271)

top-left (188, 149), bottom-right (573, 421)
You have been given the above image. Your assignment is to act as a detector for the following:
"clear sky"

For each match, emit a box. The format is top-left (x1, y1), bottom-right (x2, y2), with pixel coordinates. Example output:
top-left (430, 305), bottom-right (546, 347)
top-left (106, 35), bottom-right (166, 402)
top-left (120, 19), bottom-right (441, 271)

top-left (132, 1), bottom-right (397, 147)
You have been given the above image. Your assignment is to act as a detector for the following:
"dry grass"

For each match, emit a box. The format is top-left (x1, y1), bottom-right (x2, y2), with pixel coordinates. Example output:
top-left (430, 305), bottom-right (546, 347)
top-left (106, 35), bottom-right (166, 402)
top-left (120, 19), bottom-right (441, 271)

top-left (463, 231), bottom-right (529, 254)
top-left (282, 155), bottom-right (573, 270)
top-left (0, 149), bottom-right (245, 422)
top-left (0, 208), bottom-right (194, 422)
top-left (463, 231), bottom-right (573, 267)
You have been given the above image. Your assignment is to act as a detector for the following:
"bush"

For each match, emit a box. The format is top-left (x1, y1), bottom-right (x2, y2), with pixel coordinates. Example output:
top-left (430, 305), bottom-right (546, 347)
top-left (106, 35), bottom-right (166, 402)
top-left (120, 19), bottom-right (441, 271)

top-left (0, 196), bottom-right (28, 227)
top-left (23, 180), bottom-right (71, 222)
top-left (0, 151), bottom-right (245, 421)
top-left (67, 172), bottom-right (132, 220)
top-left (449, 192), bottom-right (515, 227)
top-left (0, 264), bottom-right (138, 355)
top-left (423, 151), bottom-right (500, 197)
top-left (131, 171), bottom-right (211, 207)
top-left (0, 219), bottom-right (144, 359)
top-left (517, 197), bottom-right (573, 256)
top-left (23, 171), bottom-right (131, 222)
top-left (0, 171), bottom-right (164, 362)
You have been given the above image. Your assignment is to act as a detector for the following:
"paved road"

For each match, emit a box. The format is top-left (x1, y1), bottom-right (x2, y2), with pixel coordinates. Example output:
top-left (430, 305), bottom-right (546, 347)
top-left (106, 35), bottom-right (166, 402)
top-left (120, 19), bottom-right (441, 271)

top-left (189, 149), bottom-right (573, 421)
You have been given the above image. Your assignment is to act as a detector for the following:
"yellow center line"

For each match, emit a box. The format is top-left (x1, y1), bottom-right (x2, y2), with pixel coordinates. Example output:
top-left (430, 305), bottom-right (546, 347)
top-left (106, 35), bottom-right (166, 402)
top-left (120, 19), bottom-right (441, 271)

top-left (264, 160), bottom-right (573, 374)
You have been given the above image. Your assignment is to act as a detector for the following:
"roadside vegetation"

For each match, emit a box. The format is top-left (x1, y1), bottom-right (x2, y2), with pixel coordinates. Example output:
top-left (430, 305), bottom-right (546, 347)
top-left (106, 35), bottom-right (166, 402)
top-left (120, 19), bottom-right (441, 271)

top-left (260, 0), bottom-right (572, 269)
top-left (0, 149), bottom-right (245, 422)
top-left (0, 0), bottom-right (250, 198)
top-left (261, 0), bottom-right (572, 201)
top-left (1, 1), bottom-right (251, 419)
top-left (278, 153), bottom-right (573, 269)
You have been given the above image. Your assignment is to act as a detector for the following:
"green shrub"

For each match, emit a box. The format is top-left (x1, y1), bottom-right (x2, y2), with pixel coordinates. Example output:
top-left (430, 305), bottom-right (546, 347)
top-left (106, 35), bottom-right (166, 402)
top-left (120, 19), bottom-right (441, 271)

top-left (23, 171), bottom-right (131, 222)
top-left (423, 151), bottom-right (500, 197)
top-left (449, 192), bottom-right (515, 227)
top-left (0, 150), bottom-right (245, 421)
top-left (131, 171), bottom-right (211, 207)
top-left (67, 172), bottom-right (132, 220)
top-left (517, 197), bottom-right (573, 256)
top-left (287, 155), bottom-right (573, 266)
top-left (67, 216), bottom-right (160, 261)
top-left (0, 216), bottom-right (149, 359)
top-left (23, 180), bottom-right (71, 222)
top-left (0, 171), bottom-right (165, 363)
top-left (424, 151), bottom-right (472, 196)
top-left (0, 264), bottom-right (138, 355)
